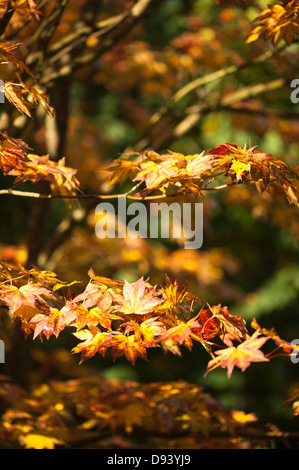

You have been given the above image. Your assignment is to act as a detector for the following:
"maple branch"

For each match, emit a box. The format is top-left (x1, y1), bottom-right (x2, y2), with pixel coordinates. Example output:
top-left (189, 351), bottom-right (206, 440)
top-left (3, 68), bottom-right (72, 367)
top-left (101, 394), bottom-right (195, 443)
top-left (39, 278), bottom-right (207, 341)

top-left (0, 182), bottom-right (235, 201)
top-left (0, 1), bottom-right (14, 36)
top-left (0, 188), bottom-right (165, 200)
top-left (32, 0), bottom-right (69, 46)
top-left (218, 78), bottom-right (287, 109)
top-left (26, 78), bottom-right (71, 267)
top-left (134, 46), bottom-right (286, 150)
top-left (27, 0), bottom-right (102, 76)
top-left (38, 0), bottom-right (164, 88)
top-left (27, 0), bottom-right (70, 78)
top-left (167, 77), bottom-right (287, 147)
top-left (222, 104), bottom-right (299, 120)
top-left (46, 13), bottom-right (124, 59)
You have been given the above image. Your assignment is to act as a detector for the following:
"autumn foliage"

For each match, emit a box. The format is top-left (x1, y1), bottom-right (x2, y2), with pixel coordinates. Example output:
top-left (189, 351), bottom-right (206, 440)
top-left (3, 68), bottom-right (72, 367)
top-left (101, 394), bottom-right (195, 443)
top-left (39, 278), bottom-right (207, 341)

top-left (0, 0), bottom-right (299, 450)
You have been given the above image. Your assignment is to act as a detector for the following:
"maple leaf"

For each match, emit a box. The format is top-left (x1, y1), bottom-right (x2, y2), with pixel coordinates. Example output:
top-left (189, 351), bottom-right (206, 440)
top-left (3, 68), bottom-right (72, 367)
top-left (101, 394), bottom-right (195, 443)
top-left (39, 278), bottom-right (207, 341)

top-left (131, 151), bottom-right (186, 196)
top-left (4, 82), bottom-right (34, 117)
top-left (158, 275), bottom-right (197, 318)
top-left (111, 333), bottom-right (148, 365)
top-left (209, 143), bottom-right (252, 178)
top-left (113, 277), bottom-right (162, 315)
top-left (196, 308), bottom-right (221, 340)
top-left (72, 327), bottom-right (112, 363)
top-left (31, 304), bottom-right (78, 340)
top-left (134, 159), bottom-right (177, 189)
top-left (0, 131), bottom-right (30, 153)
top-left (19, 266), bottom-right (80, 292)
top-left (184, 152), bottom-right (213, 177)
top-left (230, 159), bottom-right (251, 182)
top-left (0, 147), bottom-right (28, 175)
top-left (0, 131), bottom-right (30, 175)
top-left (0, 283), bottom-right (50, 316)
top-left (194, 303), bottom-right (247, 344)
top-left (19, 79), bottom-right (55, 119)
top-left (123, 317), bottom-right (166, 346)
top-left (50, 158), bottom-right (81, 197)
top-left (11, 0), bottom-right (41, 19)
top-left (209, 304), bottom-right (248, 346)
top-left (72, 281), bottom-right (113, 310)
top-left (75, 305), bottom-right (121, 331)
top-left (246, 1), bottom-right (299, 46)
top-left (206, 331), bottom-right (270, 378)
top-left (209, 143), bottom-right (240, 156)
top-left (251, 318), bottom-right (293, 354)
top-left (87, 268), bottom-right (125, 290)
top-left (208, 142), bottom-right (299, 206)
top-left (156, 315), bottom-right (200, 348)
top-left (107, 157), bottom-right (141, 186)
top-left (139, 317), bottom-right (166, 345)
top-left (0, 42), bottom-right (35, 78)
top-left (10, 154), bottom-right (81, 196)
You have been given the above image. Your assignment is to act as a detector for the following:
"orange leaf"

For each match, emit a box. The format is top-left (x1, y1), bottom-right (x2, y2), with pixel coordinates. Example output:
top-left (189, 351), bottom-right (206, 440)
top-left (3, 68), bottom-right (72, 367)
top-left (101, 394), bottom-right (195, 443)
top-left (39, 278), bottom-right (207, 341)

top-left (0, 283), bottom-right (50, 315)
top-left (246, 2), bottom-right (299, 46)
top-left (156, 316), bottom-right (200, 346)
top-left (72, 327), bottom-right (112, 363)
top-left (206, 331), bottom-right (269, 378)
top-left (113, 277), bottom-right (162, 315)
top-left (209, 304), bottom-right (248, 346)
top-left (111, 334), bottom-right (148, 365)
top-left (72, 281), bottom-right (113, 309)
top-left (251, 318), bottom-right (293, 354)
top-left (31, 304), bottom-right (78, 340)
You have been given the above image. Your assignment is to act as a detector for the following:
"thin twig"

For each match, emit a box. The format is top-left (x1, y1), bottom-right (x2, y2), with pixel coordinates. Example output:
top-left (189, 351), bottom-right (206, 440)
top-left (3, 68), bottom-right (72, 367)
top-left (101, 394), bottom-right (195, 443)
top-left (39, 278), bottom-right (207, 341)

top-left (171, 77), bottom-right (287, 143)
top-left (133, 46), bottom-right (286, 150)
top-left (38, 0), bottom-right (163, 88)
top-left (0, 182), bottom-right (235, 201)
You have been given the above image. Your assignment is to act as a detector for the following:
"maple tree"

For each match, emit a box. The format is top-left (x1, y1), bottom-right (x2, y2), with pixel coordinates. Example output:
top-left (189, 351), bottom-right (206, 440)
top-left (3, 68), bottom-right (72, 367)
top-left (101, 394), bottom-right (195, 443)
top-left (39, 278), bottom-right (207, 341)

top-left (0, 0), bottom-right (299, 449)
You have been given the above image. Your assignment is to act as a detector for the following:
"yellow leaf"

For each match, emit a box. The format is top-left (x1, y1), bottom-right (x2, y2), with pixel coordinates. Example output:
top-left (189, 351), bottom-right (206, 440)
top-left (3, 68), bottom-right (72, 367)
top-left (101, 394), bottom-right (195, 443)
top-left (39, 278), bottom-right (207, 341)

top-left (206, 330), bottom-right (269, 378)
top-left (230, 159), bottom-right (251, 181)
top-left (19, 433), bottom-right (64, 449)
top-left (246, 26), bottom-right (264, 44)
top-left (232, 410), bottom-right (258, 424)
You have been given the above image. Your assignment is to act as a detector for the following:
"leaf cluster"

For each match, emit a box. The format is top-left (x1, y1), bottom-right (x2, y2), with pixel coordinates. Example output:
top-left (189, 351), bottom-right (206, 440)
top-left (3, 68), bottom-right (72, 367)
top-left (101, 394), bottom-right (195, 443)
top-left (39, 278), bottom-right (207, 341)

top-left (0, 264), bottom-right (296, 379)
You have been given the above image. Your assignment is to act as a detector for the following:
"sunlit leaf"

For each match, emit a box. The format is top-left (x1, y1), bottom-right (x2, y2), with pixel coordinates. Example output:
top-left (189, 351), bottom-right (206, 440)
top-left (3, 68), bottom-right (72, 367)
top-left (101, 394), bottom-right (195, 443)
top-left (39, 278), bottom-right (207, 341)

top-left (206, 331), bottom-right (270, 378)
